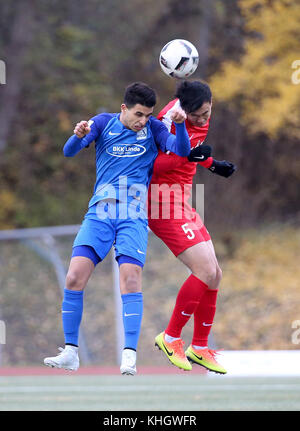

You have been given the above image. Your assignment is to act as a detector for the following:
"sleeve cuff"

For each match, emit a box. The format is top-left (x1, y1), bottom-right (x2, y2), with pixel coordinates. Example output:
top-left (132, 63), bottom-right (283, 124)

top-left (198, 156), bottom-right (213, 168)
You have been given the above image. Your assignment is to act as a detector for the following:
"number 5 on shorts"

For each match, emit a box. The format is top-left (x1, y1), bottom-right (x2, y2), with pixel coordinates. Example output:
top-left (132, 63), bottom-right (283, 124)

top-left (181, 223), bottom-right (195, 240)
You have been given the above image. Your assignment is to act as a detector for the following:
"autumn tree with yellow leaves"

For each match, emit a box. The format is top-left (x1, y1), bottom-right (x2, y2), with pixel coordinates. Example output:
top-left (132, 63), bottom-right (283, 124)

top-left (211, 0), bottom-right (300, 139)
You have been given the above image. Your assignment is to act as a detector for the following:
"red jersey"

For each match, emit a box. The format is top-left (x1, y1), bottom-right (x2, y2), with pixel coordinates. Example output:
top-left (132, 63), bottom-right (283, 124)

top-left (148, 99), bottom-right (212, 254)
top-left (148, 99), bottom-right (213, 213)
top-left (151, 98), bottom-right (212, 187)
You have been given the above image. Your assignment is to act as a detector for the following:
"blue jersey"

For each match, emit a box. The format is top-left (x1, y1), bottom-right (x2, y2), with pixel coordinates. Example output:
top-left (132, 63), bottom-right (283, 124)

top-left (63, 112), bottom-right (190, 212)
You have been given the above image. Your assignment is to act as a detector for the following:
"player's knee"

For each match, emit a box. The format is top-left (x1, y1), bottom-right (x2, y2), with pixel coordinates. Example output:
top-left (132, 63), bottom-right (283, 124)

top-left (206, 265), bottom-right (222, 290)
top-left (123, 275), bottom-right (140, 293)
top-left (204, 265), bottom-right (218, 287)
top-left (65, 270), bottom-right (84, 291)
top-left (120, 267), bottom-right (141, 294)
top-left (192, 261), bottom-right (220, 288)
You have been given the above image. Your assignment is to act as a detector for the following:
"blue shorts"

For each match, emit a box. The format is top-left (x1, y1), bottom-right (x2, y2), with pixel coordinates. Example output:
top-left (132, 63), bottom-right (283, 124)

top-left (72, 201), bottom-right (148, 267)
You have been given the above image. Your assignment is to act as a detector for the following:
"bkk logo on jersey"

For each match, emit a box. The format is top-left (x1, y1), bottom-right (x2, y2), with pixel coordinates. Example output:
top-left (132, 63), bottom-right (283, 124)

top-left (106, 143), bottom-right (146, 157)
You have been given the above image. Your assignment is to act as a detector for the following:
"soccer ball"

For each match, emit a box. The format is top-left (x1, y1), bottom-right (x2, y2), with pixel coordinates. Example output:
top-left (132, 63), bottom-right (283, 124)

top-left (159, 39), bottom-right (199, 79)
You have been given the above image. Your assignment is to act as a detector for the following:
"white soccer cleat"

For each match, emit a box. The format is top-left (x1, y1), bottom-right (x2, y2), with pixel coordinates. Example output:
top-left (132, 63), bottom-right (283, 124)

top-left (120, 348), bottom-right (137, 376)
top-left (44, 345), bottom-right (79, 371)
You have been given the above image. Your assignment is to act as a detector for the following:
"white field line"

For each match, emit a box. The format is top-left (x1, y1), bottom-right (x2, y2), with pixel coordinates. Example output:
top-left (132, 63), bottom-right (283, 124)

top-left (0, 384), bottom-right (300, 393)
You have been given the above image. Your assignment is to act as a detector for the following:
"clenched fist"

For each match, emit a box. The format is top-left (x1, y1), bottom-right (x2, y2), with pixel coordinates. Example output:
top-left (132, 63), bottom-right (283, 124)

top-left (74, 121), bottom-right (91, 138)
top-left (170, 107), bottom-right (187, 124)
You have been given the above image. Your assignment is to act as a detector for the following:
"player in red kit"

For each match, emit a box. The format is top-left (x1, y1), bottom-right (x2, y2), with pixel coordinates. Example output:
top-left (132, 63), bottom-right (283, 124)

top-left (149, 80), bottom-right (236, 373)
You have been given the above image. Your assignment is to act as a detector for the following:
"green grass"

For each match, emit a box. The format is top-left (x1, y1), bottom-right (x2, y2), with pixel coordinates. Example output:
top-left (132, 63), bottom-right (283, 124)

top-left (1, 374), bottom-right (300, 411)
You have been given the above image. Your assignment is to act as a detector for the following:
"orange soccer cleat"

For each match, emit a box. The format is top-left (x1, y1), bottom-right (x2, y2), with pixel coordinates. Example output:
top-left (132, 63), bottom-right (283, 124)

top-left (155, 332), bottom-right (192, 371)
top-left (185, 345), bottom-right (227, 374)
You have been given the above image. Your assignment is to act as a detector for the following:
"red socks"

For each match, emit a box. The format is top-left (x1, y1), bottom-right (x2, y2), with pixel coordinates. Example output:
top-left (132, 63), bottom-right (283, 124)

top-left (165, 274), bottom-right (208, 338)
top-left (165, 274), bottom-right (219, 344)
top-left (192, 288), bottom-right (218, 346)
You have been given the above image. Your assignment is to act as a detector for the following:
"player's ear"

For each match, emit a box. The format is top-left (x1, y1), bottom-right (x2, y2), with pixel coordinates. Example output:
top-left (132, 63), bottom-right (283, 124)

top-left (121, 103), bottom-right (127, 113)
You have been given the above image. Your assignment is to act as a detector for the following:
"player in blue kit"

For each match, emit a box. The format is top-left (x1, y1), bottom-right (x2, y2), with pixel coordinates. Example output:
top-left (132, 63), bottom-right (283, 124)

top-left (43, 82), bottom-right (193, 375)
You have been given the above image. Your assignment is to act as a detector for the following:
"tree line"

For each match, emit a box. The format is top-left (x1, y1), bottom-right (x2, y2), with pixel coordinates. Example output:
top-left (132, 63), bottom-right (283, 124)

top-left (0, 0), bottom-right (299, 232)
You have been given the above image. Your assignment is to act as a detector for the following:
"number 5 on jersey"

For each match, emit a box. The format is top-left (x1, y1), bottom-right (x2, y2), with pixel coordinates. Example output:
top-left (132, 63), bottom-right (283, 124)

top-left (181, 223), bottom-right (195, 240)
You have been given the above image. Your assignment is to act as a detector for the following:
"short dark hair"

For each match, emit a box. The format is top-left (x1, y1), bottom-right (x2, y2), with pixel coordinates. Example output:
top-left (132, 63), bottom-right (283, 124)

top-left (175, 80), bottom-right (212, 113)
top-left (124, 82), bottom-right (157, 108)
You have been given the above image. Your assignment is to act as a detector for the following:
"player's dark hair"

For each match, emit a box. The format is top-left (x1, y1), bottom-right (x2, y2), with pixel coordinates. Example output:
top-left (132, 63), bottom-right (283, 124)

top-left (124, 82), bottom-right (157, 108)
top-left (175, 80), bottom-right (212, 113)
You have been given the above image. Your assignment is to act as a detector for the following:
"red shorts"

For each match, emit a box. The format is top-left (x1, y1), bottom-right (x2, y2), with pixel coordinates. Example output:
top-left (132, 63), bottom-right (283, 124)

top-left (148, 204), bottom-right (211, 257)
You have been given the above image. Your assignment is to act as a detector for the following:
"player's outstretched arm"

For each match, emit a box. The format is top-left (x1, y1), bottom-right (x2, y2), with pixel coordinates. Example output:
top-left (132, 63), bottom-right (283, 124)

top-left (186, 147), bottom-right (236, 177)
top-left (63, 120), bottom-right (97, 157)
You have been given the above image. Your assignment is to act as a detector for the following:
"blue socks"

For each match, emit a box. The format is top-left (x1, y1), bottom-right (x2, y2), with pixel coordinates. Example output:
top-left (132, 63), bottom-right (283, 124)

top-left (62, 288), bottom-right (84, 346)
top-left (121, 292), bottom-right (143, 351)
top-left (61, 289), bottom-right (143, 351)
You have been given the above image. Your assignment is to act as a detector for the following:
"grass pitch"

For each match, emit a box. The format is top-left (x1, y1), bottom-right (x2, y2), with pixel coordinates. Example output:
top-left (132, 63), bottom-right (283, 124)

top-left (1, 374), bottom-right (300, 411)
